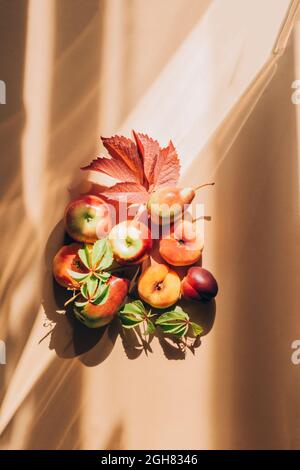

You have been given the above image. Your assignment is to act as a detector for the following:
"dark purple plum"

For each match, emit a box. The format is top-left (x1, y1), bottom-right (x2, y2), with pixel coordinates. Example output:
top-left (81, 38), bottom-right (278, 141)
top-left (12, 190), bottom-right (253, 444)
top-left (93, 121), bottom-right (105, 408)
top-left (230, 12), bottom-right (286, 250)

top-left (181, 267), bottom-right (218, 302)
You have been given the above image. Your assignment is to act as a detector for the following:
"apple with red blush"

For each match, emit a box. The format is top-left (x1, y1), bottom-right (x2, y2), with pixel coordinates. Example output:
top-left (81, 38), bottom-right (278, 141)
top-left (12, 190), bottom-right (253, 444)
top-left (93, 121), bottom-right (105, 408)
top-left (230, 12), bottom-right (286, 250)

top-left (109, 220), bottom-right (152, 265)
top-left (65, 195), bottom-right (112, 243)
top-left (73, 276), bottom-right (129, 328)
top-left (52, 243), bottom-right (88, 289)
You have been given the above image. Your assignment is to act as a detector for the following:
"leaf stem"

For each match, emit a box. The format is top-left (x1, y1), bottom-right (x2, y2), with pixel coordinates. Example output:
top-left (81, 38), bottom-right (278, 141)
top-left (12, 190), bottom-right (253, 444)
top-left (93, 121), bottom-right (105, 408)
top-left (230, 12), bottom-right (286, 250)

top-left (193, 182), bottom-right (215, 192)
top-left (64, 292), bottom-right (80, 306)
top-left (191, 215), bottom-right (212, 223)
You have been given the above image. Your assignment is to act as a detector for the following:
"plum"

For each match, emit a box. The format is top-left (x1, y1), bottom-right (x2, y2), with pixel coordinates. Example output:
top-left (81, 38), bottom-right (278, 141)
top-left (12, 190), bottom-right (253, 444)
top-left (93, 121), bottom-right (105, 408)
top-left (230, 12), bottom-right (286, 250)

top-left (181, 267), bottom-right (218, 302)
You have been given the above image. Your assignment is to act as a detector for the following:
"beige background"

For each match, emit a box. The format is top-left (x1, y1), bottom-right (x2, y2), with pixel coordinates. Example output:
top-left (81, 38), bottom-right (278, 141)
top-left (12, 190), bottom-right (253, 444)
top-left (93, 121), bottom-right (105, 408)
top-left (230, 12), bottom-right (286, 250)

top-left (0, 0), bottom-right (300, 449)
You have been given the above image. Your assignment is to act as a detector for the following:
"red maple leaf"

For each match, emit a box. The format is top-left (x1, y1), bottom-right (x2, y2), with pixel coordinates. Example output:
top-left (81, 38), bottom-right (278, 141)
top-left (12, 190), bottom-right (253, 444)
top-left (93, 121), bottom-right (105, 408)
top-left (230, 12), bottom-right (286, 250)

top-left (81, 154), bottom-right (138, 183)
top-left (100, 182), bottom-right (149, 204)
top-left (132, 131), bottom-right (161, 189)
top-left (82, 131), bottom-right (180, 202)
top-left (152, 141), bottom-right (181, 190)
top-left (102, 135), bottom-right (144, 184)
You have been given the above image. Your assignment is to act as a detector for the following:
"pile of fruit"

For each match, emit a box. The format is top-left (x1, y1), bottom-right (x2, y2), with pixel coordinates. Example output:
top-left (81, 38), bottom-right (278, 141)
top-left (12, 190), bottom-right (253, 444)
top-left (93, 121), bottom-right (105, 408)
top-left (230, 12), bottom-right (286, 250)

top-left (52, 132), bottom-right (218, 343)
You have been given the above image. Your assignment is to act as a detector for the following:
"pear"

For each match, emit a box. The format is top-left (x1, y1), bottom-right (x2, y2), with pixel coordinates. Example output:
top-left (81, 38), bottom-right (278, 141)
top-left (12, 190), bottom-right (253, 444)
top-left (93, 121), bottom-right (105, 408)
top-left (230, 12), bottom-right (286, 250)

top-left (147, 183), bottom-right (214, 225)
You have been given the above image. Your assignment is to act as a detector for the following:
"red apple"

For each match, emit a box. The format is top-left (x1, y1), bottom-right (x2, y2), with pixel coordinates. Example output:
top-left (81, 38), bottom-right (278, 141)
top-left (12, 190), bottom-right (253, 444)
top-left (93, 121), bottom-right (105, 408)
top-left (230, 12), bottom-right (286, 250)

top-left (108, 220), bottom-right (152, 265)
top-left (181, 267), bottom-right (218, 301)
top-left (53, 243), bottom-right (88, 289)
top-left (73, 276), bottom-right (129, 328)
top-left (64, 195), bottom-right (112, 243)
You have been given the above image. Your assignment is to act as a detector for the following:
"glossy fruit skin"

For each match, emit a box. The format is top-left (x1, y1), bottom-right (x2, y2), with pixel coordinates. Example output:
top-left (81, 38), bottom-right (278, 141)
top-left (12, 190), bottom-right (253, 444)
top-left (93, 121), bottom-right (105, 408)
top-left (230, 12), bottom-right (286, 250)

top-left (53, 243), bottom-right (87, 289)
top-left (147, 186), bottom-right (195, 225)
top-left (159, 220), bottom-right (203, 266)
top-left (138, 263), bottom-right (181, 309)
top-left (65, 195), bottom-right (111, 243)
top-left (181, 267), bottom-right (218, 302)
top-left (109, 221), bottom-right (152, 265)
top-left (73, 276), bottom-right (129, 328)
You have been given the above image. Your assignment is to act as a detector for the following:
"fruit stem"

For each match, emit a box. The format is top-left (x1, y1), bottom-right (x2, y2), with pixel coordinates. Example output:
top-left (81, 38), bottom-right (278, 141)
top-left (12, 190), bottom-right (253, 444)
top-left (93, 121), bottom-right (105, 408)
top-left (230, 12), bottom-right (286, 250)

top-left (192, 215), bottom-right (212, 223)
top-left (64, 292), bottom-right (80, 306)
top-left (193, 182), bottom-right (215, 192)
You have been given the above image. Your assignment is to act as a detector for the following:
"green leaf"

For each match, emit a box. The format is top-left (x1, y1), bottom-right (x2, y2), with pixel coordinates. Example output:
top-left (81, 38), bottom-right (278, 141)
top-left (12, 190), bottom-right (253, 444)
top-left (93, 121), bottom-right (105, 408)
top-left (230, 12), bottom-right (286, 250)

top-left (97, 241), bottom-right (114, 271)
top-left (78, 245), bottom-right (91, 269)
top-left (119, 300), bottom-right (146, 316)
top-left (159, 323), bottom-right (188, 336)
top-left (134, 300), bottom-right (147, 312)
top-left (86, 276), bottom-right (98, 298)
top-left (119, 315), bottom-right (143, 329)
top-left (119, 309), bottom-right (144, 326)
top-left (156, 309), bottom-right (188, 325)
top-left (74, 299), bottom-right (89, 308)
top-left (144, 320), bottom-right (155, 335)
top-left (93, 280), bottom-right (106, 299)
top-left (67, 269), bottom-right (90, 282)
top-left (155, 306), bottom-right (190, 337)
top-left (171, 324), bottom-right (189, 337)
top-left (119, 300), bottom-right (150, 330)
top-left (95, 272), bottom-right (111, 283)
top-left (92, 284), bottom-right (110, 305)
top-left (81, 283), bottom-right (89, 299)
top-left (146, 309), bottom-right (155, 319)
top-left (190, 322), bottom-right (203, 337)
top-left (91, 239), bottom-right (106, 268)
top-left (172, 305), bottom-right (189, 319)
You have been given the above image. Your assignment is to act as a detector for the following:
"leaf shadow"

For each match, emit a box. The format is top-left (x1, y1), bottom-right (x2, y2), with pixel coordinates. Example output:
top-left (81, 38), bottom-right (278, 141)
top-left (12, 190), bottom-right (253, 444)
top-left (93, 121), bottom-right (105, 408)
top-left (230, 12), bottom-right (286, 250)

top-left (119, 322), bottom-right (154, 359)
top-left (156, 328), bottom-right (188, 360)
